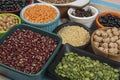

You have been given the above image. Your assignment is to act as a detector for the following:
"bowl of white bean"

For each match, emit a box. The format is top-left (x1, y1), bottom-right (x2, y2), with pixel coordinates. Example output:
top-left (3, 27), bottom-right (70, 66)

top-left (91, 27), bottom-right (120, 62)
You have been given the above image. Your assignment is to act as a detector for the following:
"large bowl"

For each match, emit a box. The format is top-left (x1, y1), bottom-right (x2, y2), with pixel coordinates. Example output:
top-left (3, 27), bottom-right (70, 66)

top-left (91, 27), bottom-right (120, 62)
top-left (20, 3), bottom-right (60, 32)
top-left (68, 6), bottom-right (99, 28)
top-left (96, 12), bottom-right (120, 28)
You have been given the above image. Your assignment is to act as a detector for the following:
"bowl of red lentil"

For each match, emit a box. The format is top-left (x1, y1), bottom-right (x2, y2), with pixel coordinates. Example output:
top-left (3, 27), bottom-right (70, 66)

top-left (20, 3), bottom-right (60, 32)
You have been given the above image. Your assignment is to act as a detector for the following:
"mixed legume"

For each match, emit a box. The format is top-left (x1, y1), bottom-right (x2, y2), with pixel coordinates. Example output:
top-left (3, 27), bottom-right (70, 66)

top-left (42, 0), bottom-right (76, 4)
top-left (55, 52), bottom-right (119, 80)
top-left (0, 14), bottom-right (19, 31)
top-left (24, 4), bottom-right (57, 23)
top-left (0, 29), bottom-right (58, 74)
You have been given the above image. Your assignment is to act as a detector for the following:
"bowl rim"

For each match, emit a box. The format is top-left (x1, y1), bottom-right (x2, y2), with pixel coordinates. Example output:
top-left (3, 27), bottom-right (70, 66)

top-left (96, 11), bottom-right (120, 28)
top-left (68, 6), bottom-right (99, 19)
top-left (20, 3), bottom-right (60, 26)
top-left (0, 0), bottom-right (33, 13)
top-left (91, 27), bottom-right (120, 57)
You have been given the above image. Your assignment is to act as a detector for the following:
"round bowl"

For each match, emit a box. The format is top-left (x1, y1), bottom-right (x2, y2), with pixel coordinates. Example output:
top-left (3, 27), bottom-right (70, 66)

top-left (68, 6), bottom-right (99, 28)
top-left (0, 13), bottom-right (21, 37)
top-left (53, 22), bottom-right (91, 49)
top-left (96, 12), bottom-right (120, 28)
top-left (20, 3), bottom-right (60, 32)
top-left (91, 27), bottom-right (120, 62)
top-left (0, 0), bottom-right (33, 13)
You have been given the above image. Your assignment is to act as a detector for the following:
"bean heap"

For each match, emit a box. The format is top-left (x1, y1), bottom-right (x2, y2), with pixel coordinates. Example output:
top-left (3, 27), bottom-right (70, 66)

top-left (99, 14), bottom-right (120, 28)
top-left (55, 52), bottom-right (119, 80)
top-left (0, 14), bottom-right (19, 31)
top-left (72, 8), bottom-right (93, 17)
top-left (0, 0), bottom-right (30, 11)
top-left (42, 0), bottom-right (76, 4)
top-left (0, 29), bottom-right (58, 74)
top-left (93, 27), bottom-right (120, 55)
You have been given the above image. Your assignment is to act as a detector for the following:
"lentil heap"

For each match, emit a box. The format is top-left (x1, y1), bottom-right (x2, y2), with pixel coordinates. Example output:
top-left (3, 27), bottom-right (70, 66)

top-left (58, 26), bottom-right (90, 47)
top-left (42, 0), bottom-right (76, 4)
top-left (93, 27), bottom-right (120, 55)
top-left (0, 14), bottom-right (19, 31)
top-left (55, 52), bottom-right (119, 80)
top-left (0, 29), bottom-right (58, 74)
top-left (24, 4), bottom-right (57, 23)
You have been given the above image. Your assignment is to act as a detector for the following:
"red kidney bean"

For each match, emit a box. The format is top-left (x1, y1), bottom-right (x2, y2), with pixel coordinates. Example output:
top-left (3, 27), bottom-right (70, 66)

top-left (0, 29), bottom-right (58, 74)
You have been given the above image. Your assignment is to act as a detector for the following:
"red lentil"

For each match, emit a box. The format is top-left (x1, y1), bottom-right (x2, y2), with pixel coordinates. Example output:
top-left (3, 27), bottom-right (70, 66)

top-left (24, 4), bottom-right (57, 23)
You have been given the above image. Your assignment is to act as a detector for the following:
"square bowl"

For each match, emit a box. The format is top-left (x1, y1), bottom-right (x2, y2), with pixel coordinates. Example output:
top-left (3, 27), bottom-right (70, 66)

top-left (0, 24), bottom-right (62, 80)
top-left (53, 22), bottom-right (91, 49)
top-left (47, 44), bottom-right (120, 80)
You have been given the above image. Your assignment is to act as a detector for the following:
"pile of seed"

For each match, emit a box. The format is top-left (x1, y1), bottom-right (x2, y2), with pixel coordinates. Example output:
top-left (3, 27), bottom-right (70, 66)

top-left (55, 52), bottom-right (119, 80)
top-left (0, 29), bottom-right (58, 74)
top-left (0, 14), bottom-right (19, 31)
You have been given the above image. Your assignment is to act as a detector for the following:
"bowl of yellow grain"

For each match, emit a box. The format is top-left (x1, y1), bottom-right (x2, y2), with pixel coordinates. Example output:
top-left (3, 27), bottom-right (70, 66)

top-left (20, 3), bottom-right (60, 32)
top-left (53, 22), bottom-right (91, 49)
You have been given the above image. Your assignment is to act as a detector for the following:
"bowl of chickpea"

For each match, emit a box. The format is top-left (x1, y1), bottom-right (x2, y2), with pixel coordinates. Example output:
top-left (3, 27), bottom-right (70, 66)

top-left (20, 3), bottom-right (60, 32)
top-left (91, 27), bottom-right (120, 62)
top-left (0, 13), bottom-right (21, 37)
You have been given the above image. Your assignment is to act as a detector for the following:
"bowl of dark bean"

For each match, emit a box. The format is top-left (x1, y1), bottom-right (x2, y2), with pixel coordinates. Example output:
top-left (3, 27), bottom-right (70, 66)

top-left (68, 6), bottom-right (98, 28)
top-left (0, 13), bottom-right (21, 37)
top-left (0, 24), bottom-right (62, 80)
top-left (0, 0), bottom-right (33, 13)
top-left (96, 12), bottom-right (120, 28)
top-left (91, 27), bottom-right (120, 62)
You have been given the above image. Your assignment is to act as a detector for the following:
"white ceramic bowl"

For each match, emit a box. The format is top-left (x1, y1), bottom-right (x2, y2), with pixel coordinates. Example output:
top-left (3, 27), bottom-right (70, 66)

top-left (68, 6), bottom-right (99, 28)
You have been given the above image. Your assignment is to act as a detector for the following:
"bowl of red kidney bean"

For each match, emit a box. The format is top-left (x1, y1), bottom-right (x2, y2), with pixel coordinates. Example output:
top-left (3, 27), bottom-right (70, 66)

top-left (0, 24), bottom-right (62, 80)
top-left (96, 12), bottom-right (120, 28)
top-left (0, 0), bottom-right (33, 13)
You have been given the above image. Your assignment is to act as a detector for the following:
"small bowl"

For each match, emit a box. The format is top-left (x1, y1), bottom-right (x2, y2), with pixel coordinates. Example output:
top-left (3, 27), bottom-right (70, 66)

top-left (68, 6), bottom-right (99, 28)
top-left (91, 27), bottom-right (120, 62)
top-left (0, 13), bottom-right (21, 37)
top-left (20, 3), bottom-right (60, 32)
top-left (96, 12), bottom-right (120, 28)
top-left (53, 22), bottom-right (91, 49)
top-left (0, 0), bottom-right (33, 13)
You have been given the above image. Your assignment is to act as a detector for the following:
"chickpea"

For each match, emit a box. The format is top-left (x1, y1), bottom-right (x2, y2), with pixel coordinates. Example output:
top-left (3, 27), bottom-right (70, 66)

top-left (109, 48), bottom-right (118, 54)
top-left (95, 30), bottom-right (102, 36)
top-left (93, 35), bottom-right (102, 42)
top-left (94, 42), bottom-right (99, 48)
top-left (101, 43), bottom-right (108, 48)
top-left (101, 31), bottom-right (108, 38)
top-left (106, 29), bottom-right (112, 34)
top-left (110, 37), bottom-right (116, 42)
top-left (116, 40), bottom-right (120, 45)
top-left (103, 48), bottom-right (108, 53)
top-left (109, 42), bottom-right (114, 48)
top-left (98, 47), bottom-right (104, 51)
top-left (103, 38), bottom-right (110, 43)
top-left (108, 33), bottom-right (113, 38)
